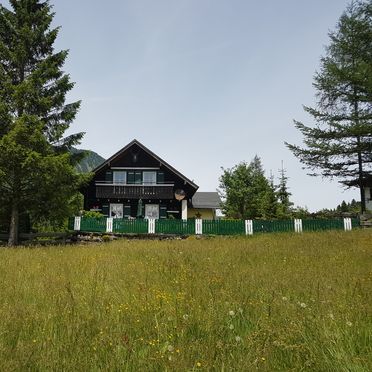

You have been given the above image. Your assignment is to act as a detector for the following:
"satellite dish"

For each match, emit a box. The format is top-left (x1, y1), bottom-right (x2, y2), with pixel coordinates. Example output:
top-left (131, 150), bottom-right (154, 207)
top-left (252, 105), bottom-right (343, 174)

top-left (174, 189), bottom-right (186, 201)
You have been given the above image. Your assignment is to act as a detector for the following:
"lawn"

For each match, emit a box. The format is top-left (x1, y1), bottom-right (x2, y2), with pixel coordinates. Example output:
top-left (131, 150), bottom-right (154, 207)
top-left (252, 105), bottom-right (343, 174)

top-left (0, 230), bottom-right (371, 371)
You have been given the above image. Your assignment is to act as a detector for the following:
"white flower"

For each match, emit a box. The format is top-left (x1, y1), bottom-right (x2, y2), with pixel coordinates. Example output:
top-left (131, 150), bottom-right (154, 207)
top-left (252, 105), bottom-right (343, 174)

top-left (167, 345), bottom-right (174, 352)
top-left (282, 296), bottom-right (288, 301)
top-left (229, 324), bottom-right (234, 330)
top-left (228, 310), bottom-right (235, 317)
top-left (299, 302), bottom-right (307, 308)
top-left (235, 336), bottom-right (242, 342)
top-left (346, 321), bottom-right (352, 327)
top-left (182, 314), bottom-right (189, 320)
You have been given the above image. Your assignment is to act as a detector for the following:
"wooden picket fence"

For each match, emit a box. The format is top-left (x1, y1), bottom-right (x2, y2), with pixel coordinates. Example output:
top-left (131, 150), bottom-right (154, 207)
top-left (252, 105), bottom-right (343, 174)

top-left (69, 217), bottom-right (359, 235)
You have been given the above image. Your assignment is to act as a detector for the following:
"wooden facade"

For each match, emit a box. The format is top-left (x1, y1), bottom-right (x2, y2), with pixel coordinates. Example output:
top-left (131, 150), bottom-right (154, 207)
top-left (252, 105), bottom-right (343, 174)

top-left (82, 140), bottom-right (199, 219)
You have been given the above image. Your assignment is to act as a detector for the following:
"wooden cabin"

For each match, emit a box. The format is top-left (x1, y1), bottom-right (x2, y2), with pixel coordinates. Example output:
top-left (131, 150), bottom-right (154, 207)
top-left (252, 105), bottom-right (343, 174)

top-left (82, 139), bottom-right (202, 219)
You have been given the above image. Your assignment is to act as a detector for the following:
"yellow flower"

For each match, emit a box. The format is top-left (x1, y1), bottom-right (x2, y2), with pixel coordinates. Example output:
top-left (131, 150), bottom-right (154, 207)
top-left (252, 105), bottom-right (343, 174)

top-left (196, 362), bottom-right (202, 367)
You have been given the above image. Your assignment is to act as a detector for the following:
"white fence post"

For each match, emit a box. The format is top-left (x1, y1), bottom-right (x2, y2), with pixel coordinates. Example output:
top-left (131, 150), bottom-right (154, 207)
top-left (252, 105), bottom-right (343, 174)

top-left (148, 218), bottom-right (155, 234)
top-left (195, 219), bottom-right (203, 235)
top-left (294, 219), bottom-right (302, 233)
top-left (245, 220), bottom-right (253, 235)
top-left (106, 218), bottom-right (113, 233)
top-left (74, 216), bottom-right (81, 231)
top-left (343, 217), bottom-right (352, 231)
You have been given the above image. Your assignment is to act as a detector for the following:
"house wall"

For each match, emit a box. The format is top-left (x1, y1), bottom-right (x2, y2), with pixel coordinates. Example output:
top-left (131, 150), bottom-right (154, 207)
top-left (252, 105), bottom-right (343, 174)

top-left (188, 208), bottom-right (215, 220)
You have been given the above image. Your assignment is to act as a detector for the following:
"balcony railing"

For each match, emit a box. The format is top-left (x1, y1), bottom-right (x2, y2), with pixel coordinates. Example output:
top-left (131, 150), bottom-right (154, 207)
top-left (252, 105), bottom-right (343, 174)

top-left (95, 182), bottom-right (174, 199)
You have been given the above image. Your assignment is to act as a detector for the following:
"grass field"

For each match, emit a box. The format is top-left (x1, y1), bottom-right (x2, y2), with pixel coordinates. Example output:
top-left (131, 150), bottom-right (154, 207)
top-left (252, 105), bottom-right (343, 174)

top-left (0, 230), bottom-right (371, 371)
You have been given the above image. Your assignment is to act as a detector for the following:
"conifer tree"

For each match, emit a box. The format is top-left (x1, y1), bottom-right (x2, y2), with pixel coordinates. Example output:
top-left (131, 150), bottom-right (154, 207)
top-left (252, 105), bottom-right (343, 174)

top-left (276, 162), bottom-right (293, 218)
top-left (0, 0), bottom-right (85, 245)
top-left (286, 0), bottom-right (372, 213)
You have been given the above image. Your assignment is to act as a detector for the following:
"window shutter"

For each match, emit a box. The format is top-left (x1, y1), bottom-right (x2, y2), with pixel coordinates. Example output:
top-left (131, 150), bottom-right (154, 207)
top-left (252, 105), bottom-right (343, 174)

top-left (135, 171), bottom-right (142, 184)
top-left (105, 170), bottom-right (113, 183)
top-left (157, 171), bottom-right (165, 184)
top-left (102, 204), bottom-right (109, 217)
top-left (127, 171), bottom-right (135, 184)
top-left (123, 205), bottom-right (131, 219)
top-left (160, 206), bottom-right (167, 219)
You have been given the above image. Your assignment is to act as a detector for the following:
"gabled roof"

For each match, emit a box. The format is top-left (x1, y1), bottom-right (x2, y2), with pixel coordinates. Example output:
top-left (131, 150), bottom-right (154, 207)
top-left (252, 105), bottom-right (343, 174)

top-left (93, 139), bottom-right (199, 190)
top-left (191, 192), bottom-right (221, 209)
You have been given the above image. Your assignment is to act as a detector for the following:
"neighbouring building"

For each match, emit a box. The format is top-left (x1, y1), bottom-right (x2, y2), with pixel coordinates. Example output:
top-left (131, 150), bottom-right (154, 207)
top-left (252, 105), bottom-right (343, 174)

top-left (346, 174), bottom-right (372, 212)
top-left (81, 139), bottom-right (221, 220)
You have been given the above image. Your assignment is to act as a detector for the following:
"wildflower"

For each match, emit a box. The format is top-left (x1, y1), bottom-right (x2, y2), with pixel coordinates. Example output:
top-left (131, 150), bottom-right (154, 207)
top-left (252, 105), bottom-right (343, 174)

top-left (282, 296), bottom-right (288, 301)
top-left (196, 362), bottom-right (202, 367)
top-left (346, 321), bottom-right (352, 327)
top-left (329, 313), bottom-right (335, 320)
top-left (167, 345), bottom-right (174, 352)
top-left (228, 310), bottom-right (235, 317)
top-left (299, 302), bottom-right (307, 308)
top-left (261, 357), bottom-right (266, 361)
top-left (229, 324), bottom-right (234, 330)
top-left (183, 314), bottom-right (189, 320)
top-left (235, 336), bottom-right (242, 342)
top-left (32, 339), bottom-right (37, 343)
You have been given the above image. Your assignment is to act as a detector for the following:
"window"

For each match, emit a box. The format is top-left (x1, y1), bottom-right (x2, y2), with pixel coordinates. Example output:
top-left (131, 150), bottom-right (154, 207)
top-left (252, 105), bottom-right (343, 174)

top-left (113, 171), bottom-right (126, 184)
top-left (143, 171), bottom-right (156, 185)
top-left (145, 204), bottom-right (159, 219)
top-left (110, 203), bottom-right (123, 218)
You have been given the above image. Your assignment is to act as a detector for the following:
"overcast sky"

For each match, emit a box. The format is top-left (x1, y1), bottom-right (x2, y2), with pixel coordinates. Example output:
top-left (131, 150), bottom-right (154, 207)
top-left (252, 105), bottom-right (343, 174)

top-left (7, 0), bottom-right (359, 211)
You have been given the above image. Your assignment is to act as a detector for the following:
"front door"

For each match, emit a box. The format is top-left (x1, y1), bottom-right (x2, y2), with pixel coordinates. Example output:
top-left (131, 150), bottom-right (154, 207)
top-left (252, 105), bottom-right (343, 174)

top-left (145, 204), bottom-right (159, 219)
top-left (110, 203), bottom-right (123, 218)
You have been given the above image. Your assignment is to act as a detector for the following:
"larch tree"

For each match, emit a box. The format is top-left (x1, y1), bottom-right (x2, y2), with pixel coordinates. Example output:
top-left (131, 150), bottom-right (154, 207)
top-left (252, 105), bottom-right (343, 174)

top-left (286, 0), bottom-right (372, 213)
top-left (0, 0), bottom-right (86, 245)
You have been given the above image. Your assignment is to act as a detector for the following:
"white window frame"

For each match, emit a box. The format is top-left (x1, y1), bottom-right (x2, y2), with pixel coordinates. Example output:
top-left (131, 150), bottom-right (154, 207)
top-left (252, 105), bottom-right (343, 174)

top-left (145, 204), bottom-right (159, 219)
top-left (143, 171), bottom-right (156, 185)
top-left (113, 171), bottom-right (126, 184)
top-left (110, 203), bottom-right (124, 219)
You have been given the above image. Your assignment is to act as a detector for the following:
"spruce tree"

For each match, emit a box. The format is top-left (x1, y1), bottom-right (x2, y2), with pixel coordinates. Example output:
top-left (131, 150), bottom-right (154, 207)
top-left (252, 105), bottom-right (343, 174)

top-left (0, 0), bottom-right (85, 245)
top-left (276, 162), bottom-right (293, 218)
top-left (285, 0), bottom-right (372, 213)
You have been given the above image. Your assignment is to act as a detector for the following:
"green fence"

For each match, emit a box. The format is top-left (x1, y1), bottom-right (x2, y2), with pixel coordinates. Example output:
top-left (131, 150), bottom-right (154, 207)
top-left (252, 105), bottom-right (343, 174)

top-left (302, 218), bottom-right (344, 231)
top-left (113, 219), bottom-right (148, 234)
top-left (80, 217), bottom-right (106, 233)
top-left (156, 219), bottom-right (195, 234)
top-left (202, 219), bottom-right (245, 235)
top-left (70, 217), bottom-right (359, 235)
top-left (253, 219), bottom-right (293, 233)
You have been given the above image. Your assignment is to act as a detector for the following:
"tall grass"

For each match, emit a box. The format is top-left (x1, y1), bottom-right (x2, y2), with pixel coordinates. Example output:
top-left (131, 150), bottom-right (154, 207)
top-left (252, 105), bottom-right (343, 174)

top-left (0, 230), bottom-right (371, 371)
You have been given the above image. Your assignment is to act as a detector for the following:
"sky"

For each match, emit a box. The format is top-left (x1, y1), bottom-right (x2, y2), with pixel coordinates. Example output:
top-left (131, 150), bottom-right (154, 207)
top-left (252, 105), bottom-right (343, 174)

top-left (5, 0), bottom-right (359, 211)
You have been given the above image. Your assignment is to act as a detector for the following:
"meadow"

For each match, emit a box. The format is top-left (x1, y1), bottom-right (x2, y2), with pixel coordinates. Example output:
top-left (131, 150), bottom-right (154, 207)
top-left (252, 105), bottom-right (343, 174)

top-left (0, 230), bottom-right (371, 371)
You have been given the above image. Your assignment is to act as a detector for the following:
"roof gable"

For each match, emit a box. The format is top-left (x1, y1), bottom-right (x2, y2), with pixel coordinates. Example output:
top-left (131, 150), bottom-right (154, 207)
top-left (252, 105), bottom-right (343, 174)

top-left (93, 139), bottom-right (199, 190)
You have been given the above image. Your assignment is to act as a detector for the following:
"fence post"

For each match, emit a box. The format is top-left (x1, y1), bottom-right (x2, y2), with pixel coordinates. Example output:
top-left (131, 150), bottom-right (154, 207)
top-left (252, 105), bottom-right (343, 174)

top-left (195, 219), bottom-right (203, 235)
top-left (106, 218), bottom-right (113, 233)
top-left (343, 217), bottom-right (352, 231)
top-left (148, 218), bottom-right (155, 234)
top-left (294, 219), bottom-right (302, 233)
top-left (74, 216), bottom-right (81, 231)
top-left (245, 220), bottom-right (253, 235)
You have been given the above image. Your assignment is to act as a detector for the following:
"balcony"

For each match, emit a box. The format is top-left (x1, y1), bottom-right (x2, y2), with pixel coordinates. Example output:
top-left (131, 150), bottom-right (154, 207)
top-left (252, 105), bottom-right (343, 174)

top-left (95, 182), bottom-right (174, 199)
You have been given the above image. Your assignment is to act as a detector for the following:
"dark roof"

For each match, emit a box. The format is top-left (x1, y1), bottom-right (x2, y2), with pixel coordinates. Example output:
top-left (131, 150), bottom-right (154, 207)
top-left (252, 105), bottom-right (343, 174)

top-left (191, 192), bottom-right (221, 209)
top-left (93, 139), bottom-right (199, 190)
top-left (345, 174), bottom-right (372, 187)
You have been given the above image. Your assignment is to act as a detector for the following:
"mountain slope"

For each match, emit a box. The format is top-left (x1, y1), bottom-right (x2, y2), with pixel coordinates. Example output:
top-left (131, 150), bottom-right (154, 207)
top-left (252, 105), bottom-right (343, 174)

top-left (72, 149), bottom-right (105, 173)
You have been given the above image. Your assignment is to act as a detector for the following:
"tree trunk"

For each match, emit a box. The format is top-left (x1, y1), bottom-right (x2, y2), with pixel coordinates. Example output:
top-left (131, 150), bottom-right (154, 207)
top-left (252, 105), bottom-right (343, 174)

top-left (357, 142), bottom-right (366, 214)
top-left (8, 202), bottom-right (19, 246)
